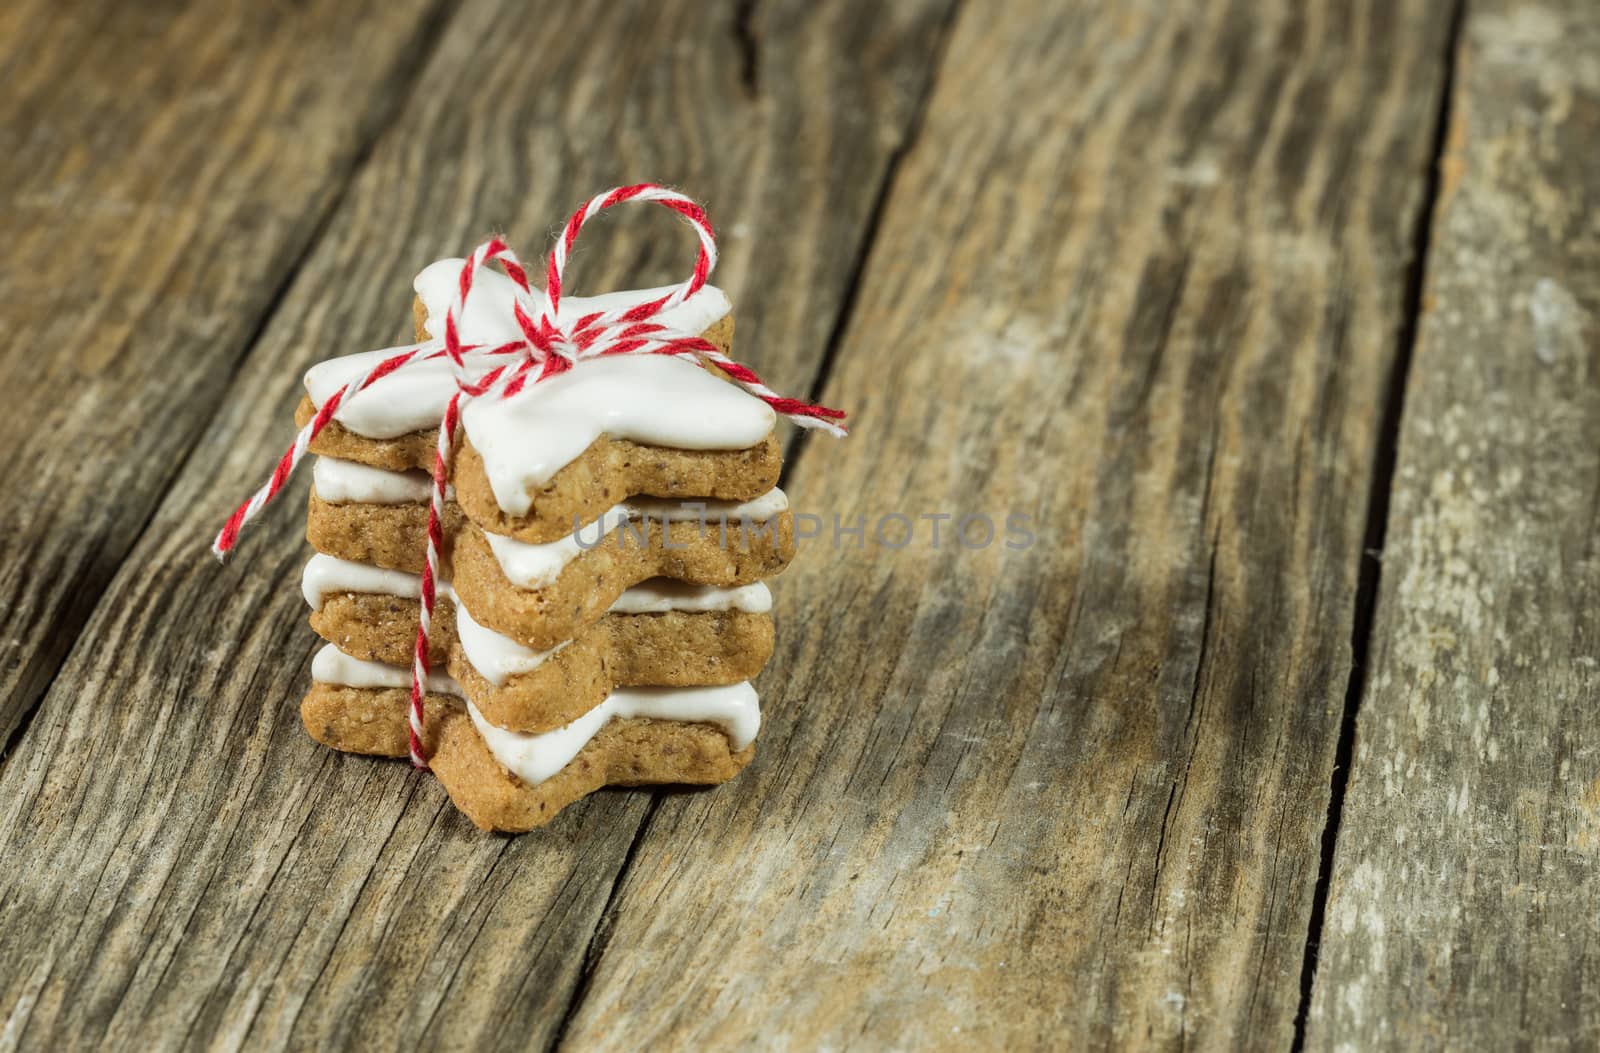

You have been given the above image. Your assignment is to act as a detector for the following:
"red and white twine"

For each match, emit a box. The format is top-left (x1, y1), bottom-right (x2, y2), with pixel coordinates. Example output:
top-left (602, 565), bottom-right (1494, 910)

top-left (214, 184), bottom-right (846, 769)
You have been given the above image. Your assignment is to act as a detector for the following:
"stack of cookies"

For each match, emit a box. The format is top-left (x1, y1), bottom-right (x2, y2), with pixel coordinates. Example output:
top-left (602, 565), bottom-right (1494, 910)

top-left (294, 260), bottom-right (794, 831)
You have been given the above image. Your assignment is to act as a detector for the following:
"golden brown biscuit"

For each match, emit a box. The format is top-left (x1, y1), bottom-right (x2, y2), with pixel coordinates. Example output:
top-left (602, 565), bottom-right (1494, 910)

top-left (433, 707), bottom-right (753, 832)
top-left (311, 596), bottom-right (774, 733)
top-left (411, 295), bottom-right (429, 341)
top-left (297, 410), bottom-right (778, 545)
top-left (309, 592), bottom-right (455, 664)
top-left (299, 684), bottom-right (451, 758)
top-left (306, 499), bottom-right (792, 649)
top-left (451, 433), bottom-right (782, 544)
top-left (300, 687), bottom-right (752, 831)
top-left (305, 490), bottom-right (465, 572)
top-left (451, 516), bottom-right (794, 650)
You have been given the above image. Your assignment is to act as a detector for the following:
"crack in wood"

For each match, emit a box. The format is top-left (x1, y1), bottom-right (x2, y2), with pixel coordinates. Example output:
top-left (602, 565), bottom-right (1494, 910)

top-left (545, 795), bottom-right (663, 1053)
top-left (779, 0), bottom-right (968, 488)
top-left (1288, 0), bottom-right (1468, 1046)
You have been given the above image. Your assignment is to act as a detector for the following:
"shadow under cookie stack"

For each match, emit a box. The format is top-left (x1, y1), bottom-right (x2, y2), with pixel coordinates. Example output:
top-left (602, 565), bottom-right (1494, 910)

top-left (292, 258), bottom-right (795, 831)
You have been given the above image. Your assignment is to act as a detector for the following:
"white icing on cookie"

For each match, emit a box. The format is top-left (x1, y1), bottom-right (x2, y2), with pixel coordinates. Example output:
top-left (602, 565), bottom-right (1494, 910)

top-left (453, 600), bottom-right (567, 686)
top-left (299, 262), bottom-right (733, 442)
top-left (302, 553), bottom-right (438, 608)
top-left (304, 342), bottom-right (473, 439)
top-left (483, 489), bottom-right (788, 589)
top-left (312, 457), bottom-right (435, 505)
top-left (413, 258), bottom-right (732, 348)
top-left (466, 682), bottom-right (760, 786)
top-left (461, 355), bottom-right (776, 516)
top-left (311, 643), bottom-right (461, 697)
top-left (609, 579), bottom-right (772, 615)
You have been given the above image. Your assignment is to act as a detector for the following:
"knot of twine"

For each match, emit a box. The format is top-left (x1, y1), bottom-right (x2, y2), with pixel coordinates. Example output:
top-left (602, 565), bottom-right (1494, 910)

top-left (214, 183), bottom-right (846, 768)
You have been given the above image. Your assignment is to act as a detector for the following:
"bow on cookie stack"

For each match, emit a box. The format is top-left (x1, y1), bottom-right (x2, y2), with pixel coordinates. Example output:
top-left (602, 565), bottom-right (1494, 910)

top-left (216, 186), bottom-right (845, 832)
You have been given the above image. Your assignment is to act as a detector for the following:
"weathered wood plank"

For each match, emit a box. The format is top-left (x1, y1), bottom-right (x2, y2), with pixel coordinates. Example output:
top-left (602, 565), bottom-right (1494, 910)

top-left (1305, 2), bottom-right (1600, 1046)
top-left (0, 1), bottom-right (953, 1048)
top-left (555, 1), bottom-right (1459, 1048)
top-left (0, 0), bottom-right (451, 750)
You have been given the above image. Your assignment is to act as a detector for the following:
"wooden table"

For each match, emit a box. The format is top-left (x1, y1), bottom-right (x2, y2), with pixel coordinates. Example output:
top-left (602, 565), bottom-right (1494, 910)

top-left (1, 1), bottom-right (1594, 1048)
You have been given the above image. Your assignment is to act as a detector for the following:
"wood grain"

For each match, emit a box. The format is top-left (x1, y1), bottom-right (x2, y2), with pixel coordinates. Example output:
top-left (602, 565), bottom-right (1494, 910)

top-left (0, 0), bottom-right (450, 751)
top-left (0, 0), bottom-right (953, 1048)
top-left (1304, 1), bottom-right (1600, 1046)
top-left (555, 0), bottom-right (1458, 1048)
